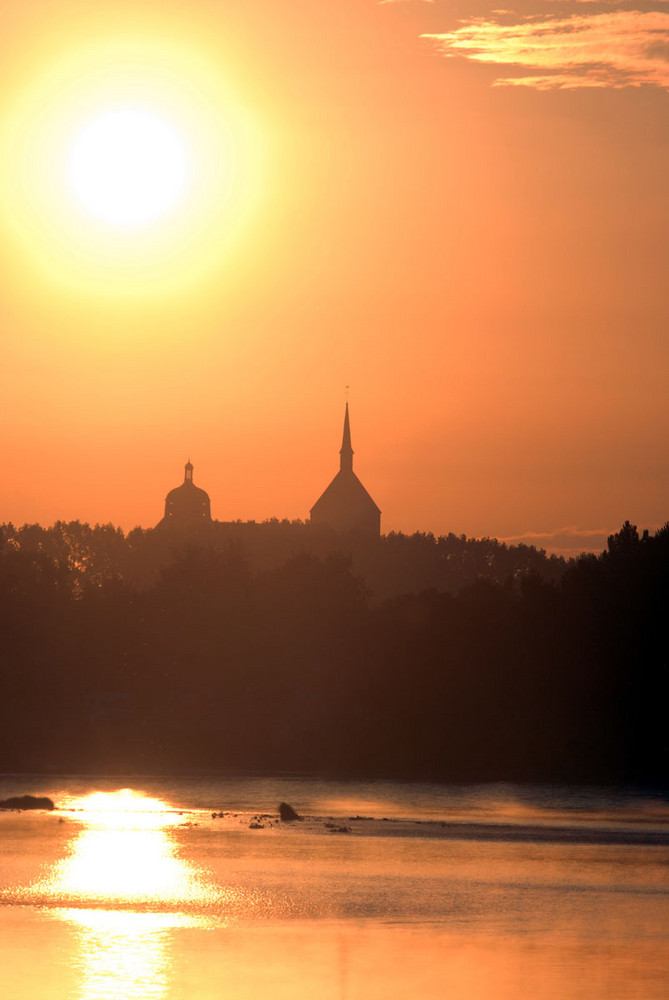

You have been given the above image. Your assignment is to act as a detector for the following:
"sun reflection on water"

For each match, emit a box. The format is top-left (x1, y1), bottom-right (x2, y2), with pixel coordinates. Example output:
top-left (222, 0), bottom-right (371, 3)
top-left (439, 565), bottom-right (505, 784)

top-left (44, 789), bottom-right (206, 908)
top-left (57, 908), bottom-right (202, 1000)
top-left (42, 789), bottom-right (211, 1000)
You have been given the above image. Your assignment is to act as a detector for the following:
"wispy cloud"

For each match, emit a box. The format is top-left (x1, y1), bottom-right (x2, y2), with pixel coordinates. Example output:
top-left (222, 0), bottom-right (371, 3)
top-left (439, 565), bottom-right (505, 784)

top-left (499, 526), bottom-right (611, 557)
top-left (422, 10), bottom-right (669, 90)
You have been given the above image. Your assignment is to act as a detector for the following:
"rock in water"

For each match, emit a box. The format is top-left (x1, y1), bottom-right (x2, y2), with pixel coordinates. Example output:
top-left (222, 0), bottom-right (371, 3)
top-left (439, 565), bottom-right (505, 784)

top-left (0, 795), bottom-right (55, 811)
top-left (279, 801), bottom-right (300, 822)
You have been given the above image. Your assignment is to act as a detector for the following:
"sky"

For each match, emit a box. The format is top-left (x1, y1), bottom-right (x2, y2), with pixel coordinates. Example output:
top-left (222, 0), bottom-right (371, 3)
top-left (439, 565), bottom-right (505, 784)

top-left (1, 0), bottom-right (668, 556)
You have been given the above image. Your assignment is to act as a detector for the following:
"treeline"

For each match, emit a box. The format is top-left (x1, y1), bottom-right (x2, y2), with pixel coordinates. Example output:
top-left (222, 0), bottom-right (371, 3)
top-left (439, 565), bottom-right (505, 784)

top-left (0, 520), bottom-right (666, 784)
top-left (0, 519), bottom-right (566, 599)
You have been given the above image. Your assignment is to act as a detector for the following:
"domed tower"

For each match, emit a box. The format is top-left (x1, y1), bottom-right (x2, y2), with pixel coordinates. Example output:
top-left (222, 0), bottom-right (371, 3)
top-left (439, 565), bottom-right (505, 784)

top-left (157, 461), bottom-right (212, 529)
top-left (310, 403), bottom-right (381, 536)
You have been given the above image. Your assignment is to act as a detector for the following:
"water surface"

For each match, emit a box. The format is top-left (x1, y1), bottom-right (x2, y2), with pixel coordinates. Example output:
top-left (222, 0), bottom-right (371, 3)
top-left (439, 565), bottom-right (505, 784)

top-left (1, 776), bottom-right (667, 999)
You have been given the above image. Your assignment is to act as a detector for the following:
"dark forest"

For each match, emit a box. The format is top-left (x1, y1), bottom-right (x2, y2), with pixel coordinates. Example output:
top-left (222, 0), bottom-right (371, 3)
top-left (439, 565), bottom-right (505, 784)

top-left (0, 519), bottom-right (666, 785)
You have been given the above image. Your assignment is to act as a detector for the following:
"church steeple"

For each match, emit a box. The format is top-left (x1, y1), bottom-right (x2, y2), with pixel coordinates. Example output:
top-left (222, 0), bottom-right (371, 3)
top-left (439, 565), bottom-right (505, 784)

top-left (184, 460), bottom-right (194, 484)
top-left (310, 400), bottom-right (381, 536)
top-left (339, 403), bottom-right (354, 473)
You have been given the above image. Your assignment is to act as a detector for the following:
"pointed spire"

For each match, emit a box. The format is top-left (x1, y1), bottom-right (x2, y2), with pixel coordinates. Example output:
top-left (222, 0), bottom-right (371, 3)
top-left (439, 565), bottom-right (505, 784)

top-left (339, 402), bottom-right (354, 473)
top-left (184, 460), bottom-right (193, 483)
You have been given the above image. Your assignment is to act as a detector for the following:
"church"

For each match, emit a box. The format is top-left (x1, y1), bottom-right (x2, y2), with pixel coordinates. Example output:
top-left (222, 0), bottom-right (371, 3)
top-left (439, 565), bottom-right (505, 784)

top-left (156, 460), bottom-right (212, 529)
top-left (156, 404), bottom-right (381, 535)
top-left (309, 403), bottom-right (381, 536)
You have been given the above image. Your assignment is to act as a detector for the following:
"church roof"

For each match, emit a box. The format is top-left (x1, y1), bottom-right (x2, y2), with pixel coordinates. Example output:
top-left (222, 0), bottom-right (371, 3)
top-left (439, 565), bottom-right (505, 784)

top-left (165, 480), bottom-right (210, 502)
top-left (310, 467), bottom-right (380, 516)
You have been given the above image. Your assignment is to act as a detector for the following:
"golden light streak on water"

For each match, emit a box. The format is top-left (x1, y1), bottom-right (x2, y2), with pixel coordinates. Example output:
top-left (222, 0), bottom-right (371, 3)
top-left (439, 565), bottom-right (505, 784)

top-left (45, 790), bottom-right (204, 906)
top-left (56, 909), bottom-right (202, 1000)
top-left (38, 790), bottom-right (212, 1000)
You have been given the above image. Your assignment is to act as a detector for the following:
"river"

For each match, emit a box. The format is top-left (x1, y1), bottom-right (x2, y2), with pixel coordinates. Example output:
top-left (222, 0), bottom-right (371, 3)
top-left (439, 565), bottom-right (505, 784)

top-left (1, 775), bottom-right (667, 999)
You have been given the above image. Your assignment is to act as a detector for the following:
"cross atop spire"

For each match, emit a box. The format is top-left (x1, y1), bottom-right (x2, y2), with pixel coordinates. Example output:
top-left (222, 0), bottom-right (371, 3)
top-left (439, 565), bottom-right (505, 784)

top-left (339, 402), bottom-right (354, 473)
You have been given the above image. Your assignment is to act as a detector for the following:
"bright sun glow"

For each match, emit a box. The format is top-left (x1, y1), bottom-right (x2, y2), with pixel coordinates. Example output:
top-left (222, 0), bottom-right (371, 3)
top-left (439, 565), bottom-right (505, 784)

top-left (68, 108), bottom-right (191, 227)
top-left (66, 788), bottom-right (172, 821)
top-left (44, 790), bottom-right (207, 904)
top-left (42, 790), bottom-right (210, 1000)
top-left (1, 35), bottom-right (264, 300)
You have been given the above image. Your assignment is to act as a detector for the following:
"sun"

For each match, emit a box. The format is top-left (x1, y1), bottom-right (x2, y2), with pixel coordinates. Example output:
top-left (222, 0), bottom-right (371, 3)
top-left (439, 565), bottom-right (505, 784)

top-left (68, 108), bottom-right (191, 228)
top-left (1, 34), bottom-right (265, 300)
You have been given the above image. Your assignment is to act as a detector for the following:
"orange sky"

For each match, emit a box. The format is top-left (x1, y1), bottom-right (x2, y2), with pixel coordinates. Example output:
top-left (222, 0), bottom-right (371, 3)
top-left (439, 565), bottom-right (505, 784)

top-left (1, 0), bottom-right (667, 556)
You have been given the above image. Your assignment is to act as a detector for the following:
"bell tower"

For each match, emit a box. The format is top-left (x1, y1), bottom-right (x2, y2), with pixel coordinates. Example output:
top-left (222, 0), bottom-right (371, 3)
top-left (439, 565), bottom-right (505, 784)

top-left (310, 403), bottom-right (381, 536)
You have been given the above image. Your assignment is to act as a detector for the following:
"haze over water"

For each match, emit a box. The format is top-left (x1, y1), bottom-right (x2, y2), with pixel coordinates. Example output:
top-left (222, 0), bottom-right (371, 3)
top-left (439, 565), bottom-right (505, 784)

top-left (1, 776), bottom-right (667, 1000)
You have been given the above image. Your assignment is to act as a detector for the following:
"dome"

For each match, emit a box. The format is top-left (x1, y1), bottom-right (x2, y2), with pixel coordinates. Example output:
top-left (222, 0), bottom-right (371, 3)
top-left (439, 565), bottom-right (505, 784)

top-left (158, 461), bottom-right (212, 528)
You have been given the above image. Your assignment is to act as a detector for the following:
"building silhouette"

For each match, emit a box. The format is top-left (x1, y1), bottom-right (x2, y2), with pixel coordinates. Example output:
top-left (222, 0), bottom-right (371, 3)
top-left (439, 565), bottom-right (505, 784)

top-left (156, 461), bottom-right (212, 529)
top-left (310, 403), bottom-right (381, 536)
top-left (155, 406), bottom-right (381, 535)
